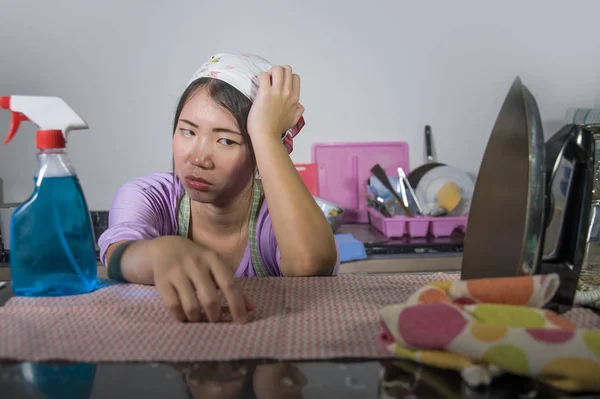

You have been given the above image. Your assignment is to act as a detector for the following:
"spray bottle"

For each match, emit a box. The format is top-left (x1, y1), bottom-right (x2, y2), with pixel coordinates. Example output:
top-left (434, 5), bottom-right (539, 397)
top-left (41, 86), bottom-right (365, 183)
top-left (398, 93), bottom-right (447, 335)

top-left (1, 95), bottom-right (97, 296)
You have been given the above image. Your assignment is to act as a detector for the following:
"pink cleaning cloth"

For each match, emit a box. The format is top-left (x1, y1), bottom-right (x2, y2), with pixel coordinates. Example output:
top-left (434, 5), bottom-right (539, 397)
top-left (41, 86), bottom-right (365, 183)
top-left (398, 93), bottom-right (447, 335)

top-left (0, 274), bottom-right (598, 363)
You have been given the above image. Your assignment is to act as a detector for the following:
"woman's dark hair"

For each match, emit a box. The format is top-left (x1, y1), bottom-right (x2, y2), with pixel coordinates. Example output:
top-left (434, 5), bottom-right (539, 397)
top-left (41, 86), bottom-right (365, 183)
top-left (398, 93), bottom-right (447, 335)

top-left (172, 77), bottom-right (257, 177)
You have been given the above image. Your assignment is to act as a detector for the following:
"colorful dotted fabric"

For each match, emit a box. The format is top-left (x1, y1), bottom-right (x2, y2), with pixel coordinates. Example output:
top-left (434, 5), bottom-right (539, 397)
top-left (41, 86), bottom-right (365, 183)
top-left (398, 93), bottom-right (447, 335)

top-left (378, 273), bottom-right (600, 393)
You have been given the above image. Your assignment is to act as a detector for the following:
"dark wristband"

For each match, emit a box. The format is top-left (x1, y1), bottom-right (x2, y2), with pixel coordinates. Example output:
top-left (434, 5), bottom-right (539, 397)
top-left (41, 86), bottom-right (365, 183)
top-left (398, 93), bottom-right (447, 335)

top-left (108, 241), bottom-right (136, 282)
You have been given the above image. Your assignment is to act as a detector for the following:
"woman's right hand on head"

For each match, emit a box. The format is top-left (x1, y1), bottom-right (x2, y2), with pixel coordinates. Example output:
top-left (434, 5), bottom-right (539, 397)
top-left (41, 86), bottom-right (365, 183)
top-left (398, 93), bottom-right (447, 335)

top-left (149, 236), bottom-right (255, 324)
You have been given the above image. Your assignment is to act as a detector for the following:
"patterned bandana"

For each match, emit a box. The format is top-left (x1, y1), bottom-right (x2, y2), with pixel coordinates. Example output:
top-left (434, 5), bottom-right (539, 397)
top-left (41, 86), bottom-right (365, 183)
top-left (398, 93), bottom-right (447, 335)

top-left (187, 52), bottom-right (305, 154)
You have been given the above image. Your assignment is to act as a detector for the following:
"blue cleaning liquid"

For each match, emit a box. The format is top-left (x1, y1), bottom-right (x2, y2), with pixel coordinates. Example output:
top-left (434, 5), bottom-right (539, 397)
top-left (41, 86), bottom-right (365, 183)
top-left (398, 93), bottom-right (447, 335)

top-left (10, 175), bottom-right (97, 296)
top-left (19, 363), bottom-right (97, 399)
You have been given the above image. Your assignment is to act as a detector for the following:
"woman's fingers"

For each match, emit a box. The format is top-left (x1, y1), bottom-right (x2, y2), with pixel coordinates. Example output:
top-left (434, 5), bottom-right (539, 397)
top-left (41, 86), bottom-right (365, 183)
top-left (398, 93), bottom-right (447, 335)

top-left (156, 279), bottom-right (186, 321)
top-left (292, 73), bottom-right (301, 99)
top-left (270, 66), bottom-right (284, 90)
top-left (282, 65), bottom-right (293, 92)
top-left (257, 71), bottom-right (271, 91)
top-left (210, 261), bottom-right (249, 324)
top-left (171, 270), bottom-right (202, 322)
top-left (243, 293), bottom-right (256, 312)
top-left (271, 65), bottom-right (295, 96)
top-left (186, 263), bottom-right (222, 322)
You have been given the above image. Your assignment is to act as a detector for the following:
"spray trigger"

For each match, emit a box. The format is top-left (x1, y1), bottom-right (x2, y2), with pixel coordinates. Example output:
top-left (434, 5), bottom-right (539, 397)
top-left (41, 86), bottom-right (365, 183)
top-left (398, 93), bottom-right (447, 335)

top-left (4, 112), bottom-right (30, 145)
top-left (0, 96), bottom-right (30, 145)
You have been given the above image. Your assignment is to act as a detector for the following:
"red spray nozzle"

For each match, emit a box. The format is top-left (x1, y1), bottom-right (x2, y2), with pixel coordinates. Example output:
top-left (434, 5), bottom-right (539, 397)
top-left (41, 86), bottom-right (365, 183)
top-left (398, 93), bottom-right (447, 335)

top-left (1, 96), bottom-right (30, 145)
top-left (1, 95), bottom-right (88, 147)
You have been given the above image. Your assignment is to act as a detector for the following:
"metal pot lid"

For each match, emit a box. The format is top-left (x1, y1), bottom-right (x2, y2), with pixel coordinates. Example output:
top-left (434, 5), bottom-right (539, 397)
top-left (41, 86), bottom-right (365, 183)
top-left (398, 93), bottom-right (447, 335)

top-left (461, 77), bottom-right (546, 279)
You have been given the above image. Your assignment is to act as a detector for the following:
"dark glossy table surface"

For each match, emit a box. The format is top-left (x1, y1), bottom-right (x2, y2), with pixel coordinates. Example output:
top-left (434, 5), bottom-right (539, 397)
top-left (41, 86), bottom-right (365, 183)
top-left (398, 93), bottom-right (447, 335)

top-left (1, 285), bottom-right (597, 398)
top-left (4, 358), bottom-right (595, 399)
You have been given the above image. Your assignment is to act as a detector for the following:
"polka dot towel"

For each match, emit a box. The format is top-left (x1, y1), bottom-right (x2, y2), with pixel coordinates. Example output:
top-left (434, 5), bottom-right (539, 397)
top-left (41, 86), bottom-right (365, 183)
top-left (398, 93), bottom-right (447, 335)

top-left (378, 273), bottom-right (600, 392)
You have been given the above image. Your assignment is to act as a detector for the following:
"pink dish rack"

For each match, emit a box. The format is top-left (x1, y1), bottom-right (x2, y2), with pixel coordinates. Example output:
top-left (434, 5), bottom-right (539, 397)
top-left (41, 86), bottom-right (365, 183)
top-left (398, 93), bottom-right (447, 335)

top-left (311, 140), bottom-right (468, 237)
top-left (368, 208), bottom-right (468, 238)
top-left (312, 141), bottom-right (410, 223)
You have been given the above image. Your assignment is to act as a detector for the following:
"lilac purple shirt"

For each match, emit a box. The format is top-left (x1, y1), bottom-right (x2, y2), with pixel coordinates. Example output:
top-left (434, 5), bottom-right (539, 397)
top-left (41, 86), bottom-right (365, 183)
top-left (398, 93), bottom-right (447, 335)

top-left (98, 172), bottom-right (339, 277)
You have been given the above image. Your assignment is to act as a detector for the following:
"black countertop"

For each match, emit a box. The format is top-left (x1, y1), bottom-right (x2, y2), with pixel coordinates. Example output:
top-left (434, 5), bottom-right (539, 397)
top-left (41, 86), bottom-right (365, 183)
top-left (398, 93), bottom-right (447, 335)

top-left (337, 224), bottom-right (464, 255)
top-left (2, 358), bottom-right (587, 399)
top-left (0, 285), bottom-right (595, 398)
top-left (0, 224), bottom-right (464, 267)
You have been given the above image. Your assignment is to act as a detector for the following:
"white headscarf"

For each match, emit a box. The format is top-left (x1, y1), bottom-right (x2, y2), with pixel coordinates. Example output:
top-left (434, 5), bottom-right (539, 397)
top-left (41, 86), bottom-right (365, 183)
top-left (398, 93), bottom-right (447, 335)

top-left (187, 52), bottom-right (305, 154)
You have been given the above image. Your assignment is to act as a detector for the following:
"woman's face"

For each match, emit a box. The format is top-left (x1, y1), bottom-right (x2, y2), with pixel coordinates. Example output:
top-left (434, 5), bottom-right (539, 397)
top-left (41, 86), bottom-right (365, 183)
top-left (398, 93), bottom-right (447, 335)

top-left (181, 363), bottom-right (307, 399)
top-left (173, 88), bottom-right (254, 205)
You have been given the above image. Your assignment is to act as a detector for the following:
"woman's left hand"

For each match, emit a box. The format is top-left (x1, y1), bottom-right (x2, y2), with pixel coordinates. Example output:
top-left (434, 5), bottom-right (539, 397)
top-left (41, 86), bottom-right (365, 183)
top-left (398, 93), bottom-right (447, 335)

top-left (247, 66), bottom-right (338, 277)
top-left (247, 65), bottom-right (304, 141)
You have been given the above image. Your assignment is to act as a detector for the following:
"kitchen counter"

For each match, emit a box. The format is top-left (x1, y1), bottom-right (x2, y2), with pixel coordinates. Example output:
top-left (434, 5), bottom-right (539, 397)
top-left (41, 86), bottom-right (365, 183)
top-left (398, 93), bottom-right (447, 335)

top-left (0, 223), bottom-right (464, 281)
top-left (0, 255), bottom-right (462, 281)
top-left (0, 255), bottom-right (462, 279)
top-left (338, 223), bottom-right (464, 255)
top-left (0, 279), bottom-right (592, 399)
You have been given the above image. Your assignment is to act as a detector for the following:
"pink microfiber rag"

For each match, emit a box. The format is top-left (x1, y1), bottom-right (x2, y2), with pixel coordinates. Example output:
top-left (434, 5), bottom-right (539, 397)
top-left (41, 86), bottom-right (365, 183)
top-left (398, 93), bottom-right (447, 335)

top-left (0, 275), bottom-right (598, 368)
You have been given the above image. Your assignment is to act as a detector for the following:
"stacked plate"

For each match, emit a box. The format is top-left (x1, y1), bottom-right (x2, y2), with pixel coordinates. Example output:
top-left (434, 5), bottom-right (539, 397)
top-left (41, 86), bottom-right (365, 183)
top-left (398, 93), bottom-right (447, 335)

top-left (407, 126), bottom-right (475, 216)
top-left (412, 165), bottom-right (475, 216)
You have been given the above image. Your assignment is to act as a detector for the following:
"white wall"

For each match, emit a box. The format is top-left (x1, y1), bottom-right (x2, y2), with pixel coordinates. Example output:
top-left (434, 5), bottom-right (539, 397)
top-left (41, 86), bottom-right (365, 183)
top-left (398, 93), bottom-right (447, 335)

top-left (1, 0), bottom-right (598, 210)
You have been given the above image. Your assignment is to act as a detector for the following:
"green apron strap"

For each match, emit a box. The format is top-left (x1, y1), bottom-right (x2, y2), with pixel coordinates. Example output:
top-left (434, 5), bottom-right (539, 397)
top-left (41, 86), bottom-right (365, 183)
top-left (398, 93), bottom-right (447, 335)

top-left (177, 191), bottom-right (191, 238)
top-left (248, 180), bottom-right (269, 277)
top-left (177, 180), bottom-right (269, 276)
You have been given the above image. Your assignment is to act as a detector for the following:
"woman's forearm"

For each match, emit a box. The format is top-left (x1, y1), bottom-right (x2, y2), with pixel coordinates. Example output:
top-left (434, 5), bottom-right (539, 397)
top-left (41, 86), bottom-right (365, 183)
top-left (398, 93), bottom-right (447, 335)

top-left (252, 135), bottom-right (337, 276)
top-left (105, 239), bottom-right (156, 285)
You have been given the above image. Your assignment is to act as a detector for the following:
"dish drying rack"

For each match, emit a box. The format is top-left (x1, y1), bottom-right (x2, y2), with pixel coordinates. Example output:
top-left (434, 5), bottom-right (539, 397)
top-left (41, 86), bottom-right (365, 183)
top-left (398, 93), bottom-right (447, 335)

top-left (311, 141), bottom-right (468, 238)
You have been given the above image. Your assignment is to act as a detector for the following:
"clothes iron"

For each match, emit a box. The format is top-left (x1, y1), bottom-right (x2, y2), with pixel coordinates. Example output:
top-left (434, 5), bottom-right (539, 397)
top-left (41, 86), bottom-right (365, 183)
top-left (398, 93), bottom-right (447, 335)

top-left (581, 126), bottom-right (600, 283)
top-left (461, 77), bottom-right (596, 313)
